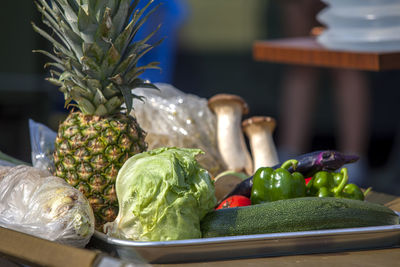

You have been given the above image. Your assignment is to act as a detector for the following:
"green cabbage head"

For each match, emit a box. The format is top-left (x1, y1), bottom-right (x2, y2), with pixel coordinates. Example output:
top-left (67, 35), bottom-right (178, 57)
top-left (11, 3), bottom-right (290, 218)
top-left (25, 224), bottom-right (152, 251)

top-left (105, 147), bottom-right (217, 241)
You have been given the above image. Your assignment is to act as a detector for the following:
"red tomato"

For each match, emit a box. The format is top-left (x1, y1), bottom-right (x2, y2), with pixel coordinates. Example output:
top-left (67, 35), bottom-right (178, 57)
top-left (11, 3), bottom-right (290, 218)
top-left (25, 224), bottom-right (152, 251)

top-left (216, 195), bottom-right (252, 209)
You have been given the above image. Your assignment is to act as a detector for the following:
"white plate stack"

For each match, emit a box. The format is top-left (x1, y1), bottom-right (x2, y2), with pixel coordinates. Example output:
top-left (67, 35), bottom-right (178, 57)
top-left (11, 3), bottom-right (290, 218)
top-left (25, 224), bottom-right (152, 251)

top-left (317, 0), bottom-right (400, 52)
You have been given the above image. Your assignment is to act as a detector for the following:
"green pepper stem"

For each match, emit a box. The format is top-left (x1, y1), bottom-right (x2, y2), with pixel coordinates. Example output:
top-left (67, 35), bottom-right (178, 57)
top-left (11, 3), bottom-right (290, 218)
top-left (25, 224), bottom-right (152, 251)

top-left (333, 168), bottom-right (349, 195)
top-left (280, 159), bottom-right (298, 171)
top-left (363, 187), bottom-right (372, 197)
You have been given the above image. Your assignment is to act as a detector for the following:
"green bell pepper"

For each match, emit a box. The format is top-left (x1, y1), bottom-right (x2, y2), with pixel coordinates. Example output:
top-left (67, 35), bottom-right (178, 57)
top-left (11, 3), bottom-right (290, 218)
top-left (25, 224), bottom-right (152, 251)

top-left (342, 183), bottom-right (365, 200)
top-left (333, 172), bottom-right (344, 187)
top-left (330, 168), bottom-right (364, 200)
top-left (307, 168), bottom-right (349, 197)
top-left (336, 169), bottom-right (372, 200)
top-left (307, 167), bottom-right (371, 201)
top-left (250, 160), bottom-right (306, 204)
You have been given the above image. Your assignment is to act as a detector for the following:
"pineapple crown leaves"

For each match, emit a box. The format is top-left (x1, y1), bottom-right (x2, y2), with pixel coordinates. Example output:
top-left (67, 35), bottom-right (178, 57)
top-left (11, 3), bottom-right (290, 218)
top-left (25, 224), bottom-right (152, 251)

top-left (32, 0), bottom-right (162, 115)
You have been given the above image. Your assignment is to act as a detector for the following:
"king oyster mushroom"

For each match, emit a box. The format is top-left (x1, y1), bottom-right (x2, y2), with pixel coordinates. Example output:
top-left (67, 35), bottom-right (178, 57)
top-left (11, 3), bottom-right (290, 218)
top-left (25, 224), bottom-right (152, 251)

top-left (242, 116), bottom-right (279, 171)
top-left (208, 94), bottom-right (253, 175)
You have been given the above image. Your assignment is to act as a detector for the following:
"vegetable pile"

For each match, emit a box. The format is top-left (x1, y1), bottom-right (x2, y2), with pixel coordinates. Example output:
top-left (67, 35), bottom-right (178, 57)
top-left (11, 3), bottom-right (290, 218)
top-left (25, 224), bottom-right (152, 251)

top-left (218, 150), bottom-right (365, 206)
top-left (217, 151), bottom-right (371, 209)
top-left (219, 150), bottom-right (359, 203)
top-left (201, 150), bottom-right (397, 238)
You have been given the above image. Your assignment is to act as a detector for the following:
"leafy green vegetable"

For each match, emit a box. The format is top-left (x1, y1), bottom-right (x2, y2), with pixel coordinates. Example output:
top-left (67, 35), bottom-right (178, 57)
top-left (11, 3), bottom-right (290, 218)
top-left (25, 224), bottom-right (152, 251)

top-left (105, 147), bottom-right (217, 241)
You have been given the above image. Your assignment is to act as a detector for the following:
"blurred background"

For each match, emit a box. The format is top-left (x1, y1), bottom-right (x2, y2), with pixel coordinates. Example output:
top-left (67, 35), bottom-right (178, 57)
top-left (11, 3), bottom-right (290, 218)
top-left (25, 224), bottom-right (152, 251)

top-left (1, 0), bottom-right (400, 194)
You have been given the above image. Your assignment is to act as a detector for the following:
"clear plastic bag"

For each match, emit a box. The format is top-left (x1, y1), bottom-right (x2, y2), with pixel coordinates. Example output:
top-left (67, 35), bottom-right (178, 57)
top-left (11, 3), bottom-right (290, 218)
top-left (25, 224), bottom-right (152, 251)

top-left (0, 165), bottom-right (95, 248)
top-left (29, 119), bottom-right (57, 172)
top-left (131, 83), bottom-right (226, 176)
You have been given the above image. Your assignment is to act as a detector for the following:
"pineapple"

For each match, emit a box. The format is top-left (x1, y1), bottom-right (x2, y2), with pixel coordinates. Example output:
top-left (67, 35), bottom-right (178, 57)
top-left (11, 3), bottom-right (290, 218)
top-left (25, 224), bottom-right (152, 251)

top-left (33, 0), bottom-right (161, 229)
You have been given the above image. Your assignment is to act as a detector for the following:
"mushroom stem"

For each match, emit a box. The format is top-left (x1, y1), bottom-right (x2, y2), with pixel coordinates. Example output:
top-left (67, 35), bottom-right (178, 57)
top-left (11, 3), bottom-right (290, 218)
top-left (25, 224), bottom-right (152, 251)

top-left (243, 116), bottom-right (279, 171)
top-left (208, 94), bottom-right (253, 175)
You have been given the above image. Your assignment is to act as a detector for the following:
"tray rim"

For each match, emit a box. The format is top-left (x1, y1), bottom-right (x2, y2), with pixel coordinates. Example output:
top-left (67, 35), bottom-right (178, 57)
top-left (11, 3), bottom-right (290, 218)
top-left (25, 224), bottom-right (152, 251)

top-left (94, 211), bottom-right (400, 248)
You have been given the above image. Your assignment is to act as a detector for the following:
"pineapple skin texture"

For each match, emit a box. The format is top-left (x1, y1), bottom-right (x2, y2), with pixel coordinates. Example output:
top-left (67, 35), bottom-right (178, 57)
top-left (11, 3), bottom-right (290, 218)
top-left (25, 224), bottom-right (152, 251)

top-left (54, 112), bottom-right (147, 230)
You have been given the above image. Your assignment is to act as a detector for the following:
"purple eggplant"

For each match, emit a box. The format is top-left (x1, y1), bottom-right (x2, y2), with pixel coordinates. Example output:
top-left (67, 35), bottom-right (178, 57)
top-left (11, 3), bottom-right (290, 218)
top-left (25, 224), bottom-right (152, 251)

top-left (217, 150), bottom-right (359, 205)
top-left (282, 150), bottom-right (359, 177)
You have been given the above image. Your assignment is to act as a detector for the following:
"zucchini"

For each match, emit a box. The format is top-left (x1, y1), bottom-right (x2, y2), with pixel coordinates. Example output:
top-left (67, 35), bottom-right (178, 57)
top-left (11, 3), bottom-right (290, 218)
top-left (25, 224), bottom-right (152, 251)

top-left (201, 197), bottom-right (399, 238)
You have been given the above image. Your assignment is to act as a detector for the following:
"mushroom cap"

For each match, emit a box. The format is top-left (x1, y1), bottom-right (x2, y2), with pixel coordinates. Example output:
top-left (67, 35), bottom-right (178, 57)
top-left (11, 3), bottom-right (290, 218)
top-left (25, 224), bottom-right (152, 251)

top-left (242, 116), bottom-right (276, 132)
top-left (208, 94), bottom-right (249, 115)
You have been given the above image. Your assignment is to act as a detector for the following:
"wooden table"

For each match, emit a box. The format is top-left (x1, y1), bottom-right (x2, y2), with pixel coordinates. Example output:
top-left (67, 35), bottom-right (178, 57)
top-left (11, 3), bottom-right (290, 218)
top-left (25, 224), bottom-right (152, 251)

top-left (155, 248), bottom-right (400, 267)
top-left (253, 37), bottom-right (400, 71)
